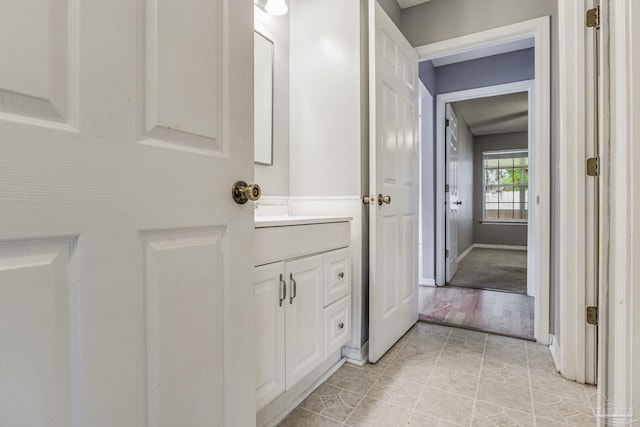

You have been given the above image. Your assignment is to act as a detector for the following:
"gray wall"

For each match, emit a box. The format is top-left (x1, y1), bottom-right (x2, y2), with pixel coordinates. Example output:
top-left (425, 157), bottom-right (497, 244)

top-left (376, 0), bottom-right (402, 28)
top-left (435, 48), bottom-right (534, 94)
top-left (254, 11), bottom-right (290, 197)
top-left (452, 105), bottom-right (474, 255)
top-left (473, 132), bottom-right (528, 246)
top-left (400, 0), bottom-right (555, 47)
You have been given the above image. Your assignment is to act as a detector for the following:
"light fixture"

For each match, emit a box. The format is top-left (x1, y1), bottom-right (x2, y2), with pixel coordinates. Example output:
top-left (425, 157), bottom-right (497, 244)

top-left (254, 0), bottom-right (288, 16)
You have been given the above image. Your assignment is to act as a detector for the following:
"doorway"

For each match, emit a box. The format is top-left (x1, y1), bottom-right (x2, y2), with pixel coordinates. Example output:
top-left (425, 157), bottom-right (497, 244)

top-left (415, 17), bottom-right (551, 344)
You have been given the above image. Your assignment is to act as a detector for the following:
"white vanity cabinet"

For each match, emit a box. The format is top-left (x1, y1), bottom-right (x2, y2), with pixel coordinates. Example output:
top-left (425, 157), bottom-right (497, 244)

top-left (254, 217), bottom-right (351, 420)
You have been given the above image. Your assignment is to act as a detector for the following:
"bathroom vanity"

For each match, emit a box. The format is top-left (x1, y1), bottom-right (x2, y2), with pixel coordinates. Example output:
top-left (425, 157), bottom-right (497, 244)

top-left (254, 216), bottom-right (352, 426)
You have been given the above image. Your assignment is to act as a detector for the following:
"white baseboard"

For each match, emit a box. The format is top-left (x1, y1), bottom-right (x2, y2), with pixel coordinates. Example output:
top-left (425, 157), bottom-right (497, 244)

top-left (473, 243), bottom-right (527, 251)
top-left (457, 245), bottom-right (475, 263)
top-left (548, 334), bottom-right (562, 374)
top-left (419, 278), bottom-right (436, 287)
top-left (342, 341), bottom-right (369, 365)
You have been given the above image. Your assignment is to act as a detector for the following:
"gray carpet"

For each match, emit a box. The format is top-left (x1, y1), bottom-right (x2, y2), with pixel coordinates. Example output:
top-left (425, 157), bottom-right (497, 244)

top-left (448, 248), bottom-right (527, 294)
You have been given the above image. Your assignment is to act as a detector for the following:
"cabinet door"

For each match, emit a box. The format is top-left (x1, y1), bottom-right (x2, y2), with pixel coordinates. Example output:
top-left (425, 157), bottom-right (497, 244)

top-left (285, 255), bottom-right (324, 387)
top-left (255, 263), bottom-right (286, 410)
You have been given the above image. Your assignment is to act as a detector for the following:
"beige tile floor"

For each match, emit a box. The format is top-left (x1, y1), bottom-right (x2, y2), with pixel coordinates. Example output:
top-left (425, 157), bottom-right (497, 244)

top-left (278, 322), bottom-right (597, 427)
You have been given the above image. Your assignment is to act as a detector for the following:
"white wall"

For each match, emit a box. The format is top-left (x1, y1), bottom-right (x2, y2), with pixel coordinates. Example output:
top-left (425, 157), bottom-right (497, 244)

top-left (289, 0), bottom-right (363, 198)
top-left (254, 10), bottom-right (290, 197)
top-left (289, 0), bottom-right (368, 349)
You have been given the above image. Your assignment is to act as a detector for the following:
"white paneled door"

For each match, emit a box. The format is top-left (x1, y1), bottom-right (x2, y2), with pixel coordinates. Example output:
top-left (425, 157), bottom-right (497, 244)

top-left (0, 1), bottom-right (255, 426)
top-left (369, 2), bottom-right (420, 363)
top-left (445, 104), bottom-right (460, 282)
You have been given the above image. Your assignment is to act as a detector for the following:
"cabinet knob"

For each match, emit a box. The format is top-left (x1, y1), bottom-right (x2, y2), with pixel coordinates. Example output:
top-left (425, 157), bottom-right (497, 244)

top-left (338, 322), bottom-right (344, 329)
top-left (338, 272), bottom-right (344, 279)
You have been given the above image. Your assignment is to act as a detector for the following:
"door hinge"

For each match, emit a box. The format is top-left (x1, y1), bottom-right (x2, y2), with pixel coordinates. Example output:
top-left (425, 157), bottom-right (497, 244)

top-left (445, 184), bottom-right (450, 192)
top-left (586, 306), bottom-right (598, 325)
top-left (587, 157), bottom-right (600, 176)
top-left (586, 6), bottom-right (600, 29)
top-left (445, 119), bottom-right (450, 127)
top-left (445, 250), bottom-right (449, 258)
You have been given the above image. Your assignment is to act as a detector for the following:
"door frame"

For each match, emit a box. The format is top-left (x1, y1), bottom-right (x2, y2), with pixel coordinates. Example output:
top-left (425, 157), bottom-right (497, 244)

top-left (415, 17), bottom-right (551, 345)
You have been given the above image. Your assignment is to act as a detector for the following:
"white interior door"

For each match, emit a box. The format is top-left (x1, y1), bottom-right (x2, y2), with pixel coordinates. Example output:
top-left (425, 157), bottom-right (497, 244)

top-left (445, 104), bottom-right (460, 282)
top-left (0, 1), bottom-right (255, 426)
top-left (369, 2), bottom-right (419, 363)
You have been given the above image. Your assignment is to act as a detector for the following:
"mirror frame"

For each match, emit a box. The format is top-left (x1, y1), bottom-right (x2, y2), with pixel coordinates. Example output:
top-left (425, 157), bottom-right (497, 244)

top-left (254, 31), bottom-right (275, 166)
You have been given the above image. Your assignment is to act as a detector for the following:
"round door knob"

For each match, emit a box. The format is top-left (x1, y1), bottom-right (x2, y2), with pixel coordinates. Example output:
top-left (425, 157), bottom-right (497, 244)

top-left (232, 181), bottom-right (262, 204)
top-left (378, 194), bottom-right (391, 205)
top-left (338, 322), bottom-right (344, 329)
top-left (338, 272), bottom-right (344, 279)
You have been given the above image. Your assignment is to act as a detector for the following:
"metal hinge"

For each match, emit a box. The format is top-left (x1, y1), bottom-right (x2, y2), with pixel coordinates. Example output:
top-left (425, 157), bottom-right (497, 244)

top-left (587, 306), bottom-right (598, 325)
top-left (587, 157), bottom-right (600, 176)
top-left (445, 184), bottom-right (450, 192)
top-left (445, 119), bottom-right (450, 127)
top-left (445, 250), bottom-right (449, 258)
top-left (586, 6), bottom-right (600, 29)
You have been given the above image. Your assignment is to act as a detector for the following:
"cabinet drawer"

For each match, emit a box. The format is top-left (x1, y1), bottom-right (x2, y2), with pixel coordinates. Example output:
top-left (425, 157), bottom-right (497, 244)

top-left (324, 248), bottom-right (350, 307)
top-left (324, 295), bottom-right (351, 358)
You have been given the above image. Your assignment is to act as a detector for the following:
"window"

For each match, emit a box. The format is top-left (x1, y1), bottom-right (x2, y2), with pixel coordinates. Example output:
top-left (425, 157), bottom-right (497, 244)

top-left (483, 149), bottom-right (528, 222)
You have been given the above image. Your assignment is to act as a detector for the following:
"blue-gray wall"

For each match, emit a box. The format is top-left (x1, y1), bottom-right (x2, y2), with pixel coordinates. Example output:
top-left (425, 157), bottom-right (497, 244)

top-left (419, 60), bottom-right (437, 95)
top-left (435, 48), bottom-right (534, 94)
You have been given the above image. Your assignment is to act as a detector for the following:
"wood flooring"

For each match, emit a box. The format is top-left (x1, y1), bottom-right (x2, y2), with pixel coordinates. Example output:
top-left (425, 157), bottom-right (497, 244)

top-left (419, 286), bottom-right (535, 340)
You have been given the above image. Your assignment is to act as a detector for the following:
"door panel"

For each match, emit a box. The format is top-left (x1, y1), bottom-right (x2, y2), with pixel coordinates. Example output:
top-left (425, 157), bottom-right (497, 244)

top-left (445, 104), bottom-right (459, 282)
top-left (285, 255), bottom-right (324, 387)
top-left (369, 2), bottom-right (419, 363)
top-left (0, 1), bottom-right (255, 425)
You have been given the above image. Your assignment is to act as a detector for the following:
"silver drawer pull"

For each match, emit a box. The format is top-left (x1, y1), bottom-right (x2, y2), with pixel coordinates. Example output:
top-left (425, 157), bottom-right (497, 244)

top-left (279, 274), bottom-right (286, 307)
top-left (338, 272), bottom-right (344, 279)
top-left (289, 273), bottom-right (297, 304)
top-left (338, 322), bottom-right (344, 329)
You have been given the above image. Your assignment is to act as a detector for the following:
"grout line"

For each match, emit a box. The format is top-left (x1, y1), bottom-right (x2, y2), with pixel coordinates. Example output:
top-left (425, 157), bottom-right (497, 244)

top-left (468, 333), bottom-right (488, 427)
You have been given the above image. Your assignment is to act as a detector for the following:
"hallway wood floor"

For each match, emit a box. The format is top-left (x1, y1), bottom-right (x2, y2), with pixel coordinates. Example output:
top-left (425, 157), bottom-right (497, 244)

top-left (419, 286), bottom-right (535, 340)
top-left (278, 323), bottom-right (596, 426)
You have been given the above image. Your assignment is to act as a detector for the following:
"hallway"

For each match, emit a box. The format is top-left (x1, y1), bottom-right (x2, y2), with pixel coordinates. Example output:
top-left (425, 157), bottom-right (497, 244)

top-left (279, 323), bottom-right (596, 426)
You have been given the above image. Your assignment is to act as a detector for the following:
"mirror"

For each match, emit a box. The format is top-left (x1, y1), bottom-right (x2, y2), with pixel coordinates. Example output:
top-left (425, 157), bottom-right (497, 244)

top-left (254, 31), bottom-right (274, 165)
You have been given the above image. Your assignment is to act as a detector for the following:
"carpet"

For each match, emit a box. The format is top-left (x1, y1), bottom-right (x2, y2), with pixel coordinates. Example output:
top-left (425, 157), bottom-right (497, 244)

top-left (448, 247), bottom-right (527, 294)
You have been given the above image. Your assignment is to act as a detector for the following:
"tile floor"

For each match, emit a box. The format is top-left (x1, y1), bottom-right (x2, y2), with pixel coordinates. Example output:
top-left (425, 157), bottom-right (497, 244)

top-left (278, 322), bottom-right (596, 426)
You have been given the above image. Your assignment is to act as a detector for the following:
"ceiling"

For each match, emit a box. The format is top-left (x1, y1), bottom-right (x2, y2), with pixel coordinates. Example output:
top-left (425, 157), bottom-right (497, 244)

top-left (396, 0), bottom-right (432, 9)
top-left (452, 92), bottom-right (528, 136)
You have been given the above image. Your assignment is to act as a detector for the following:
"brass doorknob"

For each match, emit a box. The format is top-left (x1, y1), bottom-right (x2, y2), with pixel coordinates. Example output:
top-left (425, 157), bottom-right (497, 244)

top-left (378, 194), bottom-right (391, 205)
top-left (232, 181), bottom-right (262, 204)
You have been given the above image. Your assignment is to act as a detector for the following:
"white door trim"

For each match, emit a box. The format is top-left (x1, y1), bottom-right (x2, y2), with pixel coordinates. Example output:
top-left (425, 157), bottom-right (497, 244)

top-left (414, 16), bottom-right (551, 345)
top-left (556, 0), bottom-right (601, 386)
top-left (596, 0), bottom-right (638, 420)
top-left (418, 81), bottom-right (435, 287)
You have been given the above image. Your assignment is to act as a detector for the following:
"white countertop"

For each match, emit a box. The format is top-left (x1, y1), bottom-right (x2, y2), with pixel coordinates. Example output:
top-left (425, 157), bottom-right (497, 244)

top-left (254, 215), bottom-right (352, 228)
